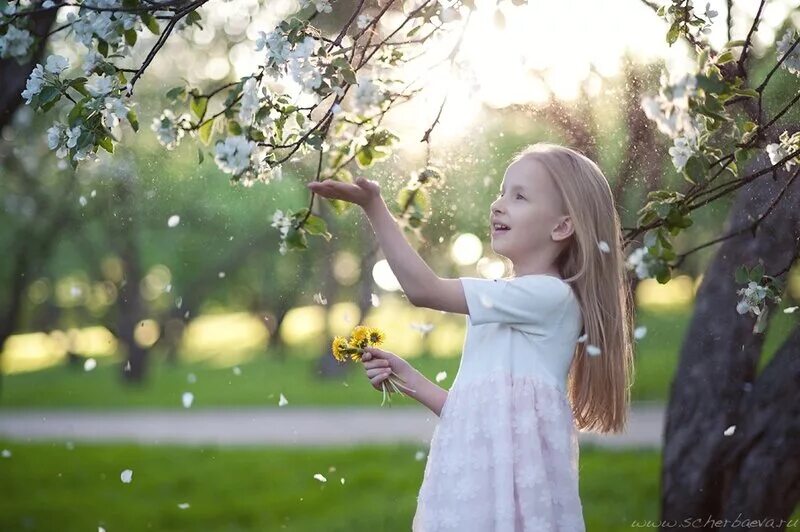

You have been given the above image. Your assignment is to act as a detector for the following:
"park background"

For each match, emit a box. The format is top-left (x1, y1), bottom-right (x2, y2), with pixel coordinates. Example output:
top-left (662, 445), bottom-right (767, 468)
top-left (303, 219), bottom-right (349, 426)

top-left (2, 0), bottom-right (800, 530)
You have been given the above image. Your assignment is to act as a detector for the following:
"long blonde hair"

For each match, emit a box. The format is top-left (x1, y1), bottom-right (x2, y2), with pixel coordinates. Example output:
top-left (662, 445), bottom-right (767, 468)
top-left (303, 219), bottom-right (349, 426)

top-left (509, 142), bottom-right (635, 434)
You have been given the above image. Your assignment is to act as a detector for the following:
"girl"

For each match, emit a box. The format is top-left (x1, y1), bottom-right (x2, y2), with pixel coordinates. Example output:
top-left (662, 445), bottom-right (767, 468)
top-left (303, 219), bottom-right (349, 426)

top-left (307, 142), bottom-right (634, 531)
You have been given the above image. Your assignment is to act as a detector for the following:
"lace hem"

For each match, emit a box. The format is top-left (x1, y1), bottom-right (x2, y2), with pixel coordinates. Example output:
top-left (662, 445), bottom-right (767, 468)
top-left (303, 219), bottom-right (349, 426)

top-left (412, 370), bottom-right (585, 532)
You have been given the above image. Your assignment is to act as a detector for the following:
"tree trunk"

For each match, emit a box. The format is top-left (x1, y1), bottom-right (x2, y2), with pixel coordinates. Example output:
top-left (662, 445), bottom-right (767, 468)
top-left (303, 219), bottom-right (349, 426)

top-left (661, 151), bottom-right (800, 528)
top-left (0, 7), bottom-right (57, 130)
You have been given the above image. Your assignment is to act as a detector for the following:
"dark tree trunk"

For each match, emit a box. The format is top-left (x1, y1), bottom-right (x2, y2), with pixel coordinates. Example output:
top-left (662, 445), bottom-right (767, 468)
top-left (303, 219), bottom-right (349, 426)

top-left (661, 150), bottom-right (800, 529)
top-left (112, 178), bottom-right (149, 384)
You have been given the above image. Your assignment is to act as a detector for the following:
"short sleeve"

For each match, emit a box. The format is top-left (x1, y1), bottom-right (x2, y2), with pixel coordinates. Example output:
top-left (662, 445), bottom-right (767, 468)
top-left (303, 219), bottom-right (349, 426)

top-left (459, 275), bottom-right (572, 335)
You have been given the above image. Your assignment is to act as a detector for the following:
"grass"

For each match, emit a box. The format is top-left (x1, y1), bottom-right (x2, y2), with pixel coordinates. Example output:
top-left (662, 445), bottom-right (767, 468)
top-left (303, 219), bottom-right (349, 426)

top-left (0, 439), bottom-right (661, 531)
top-left (1, 304), bottom-right (796, 409)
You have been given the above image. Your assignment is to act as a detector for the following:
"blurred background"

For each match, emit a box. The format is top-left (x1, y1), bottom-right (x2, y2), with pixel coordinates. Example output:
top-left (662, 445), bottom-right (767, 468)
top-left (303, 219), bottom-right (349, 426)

top-left (1, 0), bottom-right (799, 530)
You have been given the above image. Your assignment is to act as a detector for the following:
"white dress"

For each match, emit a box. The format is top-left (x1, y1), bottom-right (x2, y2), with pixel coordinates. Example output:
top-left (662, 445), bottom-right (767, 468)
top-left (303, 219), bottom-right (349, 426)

top-left (412, 274), bottom-right (586, 532)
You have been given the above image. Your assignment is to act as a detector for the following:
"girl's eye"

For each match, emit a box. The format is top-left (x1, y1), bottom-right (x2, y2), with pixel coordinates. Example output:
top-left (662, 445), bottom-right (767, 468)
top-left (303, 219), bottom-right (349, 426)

top-left (516, 194), bottom-right (525, 200)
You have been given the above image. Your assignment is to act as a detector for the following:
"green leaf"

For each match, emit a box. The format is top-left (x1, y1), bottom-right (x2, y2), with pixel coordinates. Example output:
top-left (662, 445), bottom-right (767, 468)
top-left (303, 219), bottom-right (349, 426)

top-left (38, 86), bottom-right (61, 106)
top-left (285, 226), bottom-right (308, 250)
top-left (341, 67), bottom-right (356, 85)
top-left (683, 155), bottom-right (705, 185)
top-left (141, 12), bottom-right (159, 34)
top-left (735, 265), bottom-right (749, 284)
top-left (198, 118), bottom-right (214, 145)
top-left (197, 147), bottom-right (204, 164)
top-left (303, 213), bottom-right (332, 241)
top-left (186, 10), bottom-right (202, 26)
top-left (97, 39), bottom-right (109, 57)
top-left (98, 136), bottom-right (114, 153)
top-left (190, 95), bottom-right (208, 121)
top-left (715, 50), bottom-right (734, 64)
top-left (166, 86), bottom-right (186, 101)
top-left (750, 263), bottom-right (764, 282)
top-left (227, 120), bottom-right (242, 135)
top-left (355, 146), bottom-right (374, 168)
top-left (696, 74), bottom-right (727, 95)
top-left (666, 21), bottom-right (681, 45)
top-left (126, 109), bottom-right (139, 132)
top-left (124, 28), bottom-right (137, 46)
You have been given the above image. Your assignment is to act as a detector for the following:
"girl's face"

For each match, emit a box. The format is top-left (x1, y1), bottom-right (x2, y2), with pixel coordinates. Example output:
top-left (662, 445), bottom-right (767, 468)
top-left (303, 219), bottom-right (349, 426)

top-left (489, 156), bottom-right (571, 272)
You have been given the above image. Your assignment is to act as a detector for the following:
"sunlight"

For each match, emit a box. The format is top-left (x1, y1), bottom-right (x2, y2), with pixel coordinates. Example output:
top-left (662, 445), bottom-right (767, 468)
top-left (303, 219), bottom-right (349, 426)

top-left (636, 275), bottom-right (697, 309)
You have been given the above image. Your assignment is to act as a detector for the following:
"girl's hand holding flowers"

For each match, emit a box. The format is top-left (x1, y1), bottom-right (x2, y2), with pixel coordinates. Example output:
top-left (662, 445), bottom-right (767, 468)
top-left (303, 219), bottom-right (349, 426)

top-left (331, 325), bottom-right (416, 406)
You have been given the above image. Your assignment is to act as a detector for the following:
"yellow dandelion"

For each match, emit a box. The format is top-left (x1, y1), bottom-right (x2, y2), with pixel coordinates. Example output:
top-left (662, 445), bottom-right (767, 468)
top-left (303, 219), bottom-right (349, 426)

top-left (367, 327), bottom-right (385, 346)
top-left (331, 336), bottom-right (350, 363)
top-left (350, 325), bottom-right (371, 349)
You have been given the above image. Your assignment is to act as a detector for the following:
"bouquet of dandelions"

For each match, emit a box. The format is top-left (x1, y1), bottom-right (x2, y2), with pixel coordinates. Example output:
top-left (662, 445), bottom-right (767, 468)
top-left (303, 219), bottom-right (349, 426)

top-left (332, 325), bottom-right (415, 406)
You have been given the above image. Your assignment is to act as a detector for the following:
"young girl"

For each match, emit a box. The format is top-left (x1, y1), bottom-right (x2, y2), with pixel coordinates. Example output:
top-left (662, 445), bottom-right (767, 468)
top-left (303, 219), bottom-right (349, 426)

top-left (307, 142), bottom-right (634, 531)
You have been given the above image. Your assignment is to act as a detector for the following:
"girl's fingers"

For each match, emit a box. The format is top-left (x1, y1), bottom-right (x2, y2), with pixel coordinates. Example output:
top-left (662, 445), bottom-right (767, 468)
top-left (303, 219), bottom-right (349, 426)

top-left (363, 359), bottom-right (389, 370)
top-left (370, 370), bottom-right (391, 387)
top-left (366, 367), bottom-right (391, 378)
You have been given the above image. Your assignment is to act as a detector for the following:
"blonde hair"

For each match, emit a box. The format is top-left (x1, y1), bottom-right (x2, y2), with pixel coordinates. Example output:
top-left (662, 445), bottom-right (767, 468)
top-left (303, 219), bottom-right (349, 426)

top-left (509, 142), bottom-right (635, 434)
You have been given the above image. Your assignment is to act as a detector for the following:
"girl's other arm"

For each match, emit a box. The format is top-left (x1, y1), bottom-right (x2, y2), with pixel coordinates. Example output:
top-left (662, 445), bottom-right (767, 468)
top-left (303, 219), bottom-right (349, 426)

top-left (403, 369), bottom-right (449, 418)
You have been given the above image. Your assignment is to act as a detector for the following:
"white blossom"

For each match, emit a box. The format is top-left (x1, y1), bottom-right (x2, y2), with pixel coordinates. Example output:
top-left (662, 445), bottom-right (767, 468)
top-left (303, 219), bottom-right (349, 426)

top-left (21, 64), bottom-right (46, 104)
top-left (45, 54), bottom-right (69, 75)
top-left (271, 209), bottom-right (292, 238)
top-left (82, 50), bottom-right (104, 75)
top-left (354, 75), bottom-right (383, 112)
top-left (669, 136), bottom-right (696, 172)
top-left (239, 77), bottom-right (262, 124)
top-left (626, 246), bottom-right (652, 280)
top-left (703, 2), bottom-right (718, 20)
top-left (640, 71), bottom-right (699, 140)
top-left (214, 135), bottom-right (255, 175)
top-left (0, 25), bottom-right (34, 61)
top-left (735, 281), bottom-right (768, 316)
top-left (255, 28), bottom-right (291, 67)
top-left (356, 14), bottom-right (374, 29)
top-left (86, 74), bottom-right (115, 97)
top-left (776, 29), bottom-right (800, 76)
top-left (120, 469), bottom-right (133, 483)
top-left (151, 110), bottom-right (186, 150)
top-left (101, 97), bottom-right (130, 128)
top-left (300, 0), bottom-right (332, 13)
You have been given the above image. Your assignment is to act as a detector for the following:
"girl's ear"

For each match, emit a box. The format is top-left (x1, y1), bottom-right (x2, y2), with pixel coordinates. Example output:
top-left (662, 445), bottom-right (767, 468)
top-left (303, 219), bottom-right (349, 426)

top-left (552, 215), bottom-right (574, 242)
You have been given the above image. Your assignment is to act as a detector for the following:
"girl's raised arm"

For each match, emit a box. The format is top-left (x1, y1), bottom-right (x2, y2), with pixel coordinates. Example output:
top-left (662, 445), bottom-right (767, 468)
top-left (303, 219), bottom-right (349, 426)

top-left (308, 177), bottom-right (456, 307)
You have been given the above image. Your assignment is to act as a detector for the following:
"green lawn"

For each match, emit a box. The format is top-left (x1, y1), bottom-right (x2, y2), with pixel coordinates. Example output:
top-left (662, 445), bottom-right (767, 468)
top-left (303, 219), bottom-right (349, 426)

top-left (1, 305), bottom-right (795, 409)
top-left (0, 439), bottom-right (660, 531)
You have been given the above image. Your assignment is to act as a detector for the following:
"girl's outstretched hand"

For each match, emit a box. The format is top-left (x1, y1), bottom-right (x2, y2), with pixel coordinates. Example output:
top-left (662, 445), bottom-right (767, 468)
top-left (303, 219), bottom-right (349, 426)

top-left (361, 346), bottom-right (417, 393)
top-left (306, 177), bottom-right (382, 210)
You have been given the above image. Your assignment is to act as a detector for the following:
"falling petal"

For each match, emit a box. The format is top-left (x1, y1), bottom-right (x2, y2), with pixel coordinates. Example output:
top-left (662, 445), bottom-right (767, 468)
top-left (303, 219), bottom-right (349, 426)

top-left (435, 371), bottom-right (447, 383)
top-left (597, 240), bottom-right (610, 253)
top-left (633, 325), bottom-right (648, 340)
top-left (66, 441), bottom-right (75, 450)
top-left (120, 469), bottom-right (133, 483)
top-left (371, 293), bottom-right (380, 307)
top-left (340, 477), bottom-right (345, 484)
top-left (415, 450), bottom-right (426, 461)
top-left (123, 360), bottom-right (131, 372)
top-left (723, 425), bottom-right (736, 436)
top-left (410, 322), bottom-right (434, 334)
top-left (218, 271), bottom-right (226, 279)
top-left (187, 373), bottom-right (196, 384)
top-left (177, 502), bottom-right (190, 510)
top-left (167, 215), bottom-right (180, 228)
top-left (1, 449), bottom-right (11, 458)
top-left (233, 366), bottom-right (241, 376)
top-left (577, 333), bottom-right (588, 343)
top-left (784, 306), bottom-right (798, 314)
top-left (313, 473), bottom-right (327, 482)
top-left (313, 292), bottom-right (327, 305)
top-left (586, 344), bottom-right (602, 356)
top-left (79, 196), bottom-right (87, 206)
top-left (182, 392), bottom-right (194, 408)
top-left (278, 393), bottom-right (288, 406)
top-left (84, 358), bottom-right (97, 371)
